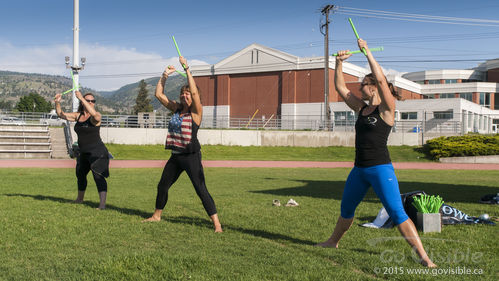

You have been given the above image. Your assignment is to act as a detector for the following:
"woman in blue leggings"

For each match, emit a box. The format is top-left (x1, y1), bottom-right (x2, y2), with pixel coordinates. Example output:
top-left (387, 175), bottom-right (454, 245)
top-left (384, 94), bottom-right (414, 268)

top-left (316, 39), bottom-right (436, 268)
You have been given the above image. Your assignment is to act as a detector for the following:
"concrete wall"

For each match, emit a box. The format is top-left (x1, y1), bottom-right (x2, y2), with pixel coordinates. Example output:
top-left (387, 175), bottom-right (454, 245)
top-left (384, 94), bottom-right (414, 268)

top-left (71, 127), bottom-right (419, 147)
top-left (440, 155), bottom-right (499, 164)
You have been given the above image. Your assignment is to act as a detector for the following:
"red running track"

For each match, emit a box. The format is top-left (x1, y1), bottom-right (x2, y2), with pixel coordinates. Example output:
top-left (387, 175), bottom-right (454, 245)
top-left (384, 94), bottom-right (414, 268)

top-left (0, 159), bottom-right (498, 170)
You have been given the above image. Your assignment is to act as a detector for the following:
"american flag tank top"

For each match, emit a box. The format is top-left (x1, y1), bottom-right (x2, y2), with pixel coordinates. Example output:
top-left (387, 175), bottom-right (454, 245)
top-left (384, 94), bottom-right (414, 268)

top-left (165, 111), bottom-right (192, 150)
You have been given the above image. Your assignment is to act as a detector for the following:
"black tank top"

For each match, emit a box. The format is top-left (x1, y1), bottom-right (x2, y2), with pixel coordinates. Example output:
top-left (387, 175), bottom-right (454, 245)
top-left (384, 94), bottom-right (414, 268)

top-left (74, 113), bottom-right (105, 153)
top-left (354, 105), bottom-right (392, 167)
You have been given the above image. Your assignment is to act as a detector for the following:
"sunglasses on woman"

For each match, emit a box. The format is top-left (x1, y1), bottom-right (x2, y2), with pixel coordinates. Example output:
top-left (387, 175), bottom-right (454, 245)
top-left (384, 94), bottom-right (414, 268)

top-left (85, 99), bottom-right (96, 103)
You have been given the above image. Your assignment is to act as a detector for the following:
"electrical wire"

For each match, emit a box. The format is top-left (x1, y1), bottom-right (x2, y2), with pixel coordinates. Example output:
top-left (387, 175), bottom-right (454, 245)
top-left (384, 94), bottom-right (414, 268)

top-left (337, 6), bottom-right (499, 27)
top-left (339, 6), bottom-right (499, 23)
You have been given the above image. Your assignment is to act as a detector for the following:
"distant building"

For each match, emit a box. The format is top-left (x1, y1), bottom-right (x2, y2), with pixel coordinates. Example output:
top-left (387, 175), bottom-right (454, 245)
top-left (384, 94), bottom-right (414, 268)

top-left (402, 58), bottom-right (499, 110)
top-left (191, 44), bottom-right (498, 132)
top-left (332, 98), bottom-right (497, 135)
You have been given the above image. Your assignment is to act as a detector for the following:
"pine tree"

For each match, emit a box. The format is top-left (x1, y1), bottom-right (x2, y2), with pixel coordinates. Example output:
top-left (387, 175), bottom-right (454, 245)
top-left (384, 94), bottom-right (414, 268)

top-left (15, 93), bottom-right (52, 112)
top-left (132, 80), bottom-right (153, 114)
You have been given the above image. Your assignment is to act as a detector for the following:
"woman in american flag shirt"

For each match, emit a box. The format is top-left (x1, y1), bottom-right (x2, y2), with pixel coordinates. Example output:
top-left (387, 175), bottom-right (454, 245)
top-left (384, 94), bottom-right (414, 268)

top-left (142, 56), bottom-right (222, 233)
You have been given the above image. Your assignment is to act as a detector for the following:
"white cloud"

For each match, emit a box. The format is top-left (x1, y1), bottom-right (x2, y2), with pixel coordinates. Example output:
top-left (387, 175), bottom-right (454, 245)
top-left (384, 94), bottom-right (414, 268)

top-left (0, 40), bottom-right (209, 91)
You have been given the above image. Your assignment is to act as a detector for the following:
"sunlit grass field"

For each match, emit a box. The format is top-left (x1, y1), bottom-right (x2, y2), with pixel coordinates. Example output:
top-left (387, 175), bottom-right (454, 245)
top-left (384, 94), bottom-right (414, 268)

top-left (1, 167), bottom-right (498, 280)
top-left (105, 144), bottom-right (432, 162)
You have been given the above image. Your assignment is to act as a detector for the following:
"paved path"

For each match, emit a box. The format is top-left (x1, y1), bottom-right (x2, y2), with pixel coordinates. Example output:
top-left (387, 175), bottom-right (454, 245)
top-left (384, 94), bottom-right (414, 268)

top-left (0, 159), bottom-right (498, 170)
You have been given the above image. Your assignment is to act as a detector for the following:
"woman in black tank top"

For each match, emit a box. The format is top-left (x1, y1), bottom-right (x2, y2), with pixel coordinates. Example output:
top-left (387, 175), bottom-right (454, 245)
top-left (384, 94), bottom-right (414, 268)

top-left (316, 39), bottom-right (436, 267)
top-left (55, 91), bottom-right (109, 210)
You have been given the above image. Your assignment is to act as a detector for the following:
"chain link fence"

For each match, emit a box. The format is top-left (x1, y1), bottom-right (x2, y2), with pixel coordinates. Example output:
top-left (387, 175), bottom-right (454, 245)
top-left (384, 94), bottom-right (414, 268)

top-left (1, 111), bottom-right (497, 135)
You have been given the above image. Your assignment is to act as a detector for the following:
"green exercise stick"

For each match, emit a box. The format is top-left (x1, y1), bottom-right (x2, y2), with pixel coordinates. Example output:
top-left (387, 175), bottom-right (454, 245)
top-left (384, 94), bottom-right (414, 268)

top-left (332, 47), bottom-right (384, 56)
top-left (62, 72), bottom-right (77, 96)
top-left (176, 70), bottom-right (187, 78)
top-left (70, 70), bottom-right (77, 90)
top-left (70, 70), bottom-right (81, 90)
top-left (172, 35), bottom-right (182, 57)
top-left (61, 87), bottom-right (77, 96)
top-left (61, 71), bottom-right (81, 96)
top-left (348, 18), bottom-right (367, 56)
top-left (172, 35), bottom-right (188, 70)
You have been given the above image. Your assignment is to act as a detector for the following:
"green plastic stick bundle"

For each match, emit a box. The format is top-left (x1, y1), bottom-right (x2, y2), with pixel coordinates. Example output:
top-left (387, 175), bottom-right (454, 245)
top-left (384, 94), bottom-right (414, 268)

top-left (412, 194), bottom-right (444, 213)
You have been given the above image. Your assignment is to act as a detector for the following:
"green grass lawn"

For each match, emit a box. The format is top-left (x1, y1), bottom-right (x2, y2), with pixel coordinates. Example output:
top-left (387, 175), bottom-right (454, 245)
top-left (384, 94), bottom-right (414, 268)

top-left (106, 144), bottom-right (433, 162)
top-left (0, 168), bottom-right (497, 280)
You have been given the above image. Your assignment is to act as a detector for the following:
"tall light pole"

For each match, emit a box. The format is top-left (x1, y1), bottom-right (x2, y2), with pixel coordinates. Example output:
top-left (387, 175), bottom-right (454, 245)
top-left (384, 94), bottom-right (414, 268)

top-left (321, 4), bottom-right (334, 130)
top-left (66, 0), bottom-right (85, 112)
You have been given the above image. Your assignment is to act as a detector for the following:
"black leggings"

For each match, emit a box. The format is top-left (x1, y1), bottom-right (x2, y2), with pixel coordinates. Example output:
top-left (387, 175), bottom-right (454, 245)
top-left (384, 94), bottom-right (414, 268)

top-left (155, 151), bottom-right (217, 216)
top-left (76, 150), bottom-right (109, 192)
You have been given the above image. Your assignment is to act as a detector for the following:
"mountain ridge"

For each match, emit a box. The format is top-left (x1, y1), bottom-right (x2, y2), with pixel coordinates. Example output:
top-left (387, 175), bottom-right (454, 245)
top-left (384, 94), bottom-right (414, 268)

top-left (0, 70), bottom-right (186, 114)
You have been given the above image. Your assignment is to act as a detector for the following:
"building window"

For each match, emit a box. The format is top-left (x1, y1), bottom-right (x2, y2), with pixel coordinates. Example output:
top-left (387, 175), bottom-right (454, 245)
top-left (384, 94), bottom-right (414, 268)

top-left (401, 112), bottom-right (418, 120)
top-left (415, 81), bottom-right (425, 85)
top-left (445, 79), bottom-right (457, 84)
top-left (334, 111), bottom-right (355, 126)
top-left (428, 80), bottom-right (440, 84)
top-left (462, 79), bottom-right (480, 83)
top-left (440, 93), bottom-right (456, 99)
top-left (434, 111), bottom-right (453, 119)
top-left (423, 95), bottom-right (434, 99)
top-left (460, 93), bottom-right (473, 102)
top-left (479, 93), bottom-right (490, 108)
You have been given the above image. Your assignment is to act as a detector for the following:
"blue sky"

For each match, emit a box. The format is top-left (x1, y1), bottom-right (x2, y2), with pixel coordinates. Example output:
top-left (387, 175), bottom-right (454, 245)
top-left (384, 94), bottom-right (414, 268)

top-left (1, 0), bottom-right (498, 90)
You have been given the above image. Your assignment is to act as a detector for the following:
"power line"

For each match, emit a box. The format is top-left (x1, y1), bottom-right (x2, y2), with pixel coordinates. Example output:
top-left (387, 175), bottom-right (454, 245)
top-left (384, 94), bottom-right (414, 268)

top-left (338, 6), bottom-right (499, 27)
top-left (338, 12), bottom-right (499, 27)
top-left (348, 59), bottom-right (489, 63)
top-left (340, 6), bottom-right (499, 23)
top-left (1, 55), bottom-right (494, 80)
top-left (75, 58), bottom-right (493, 80)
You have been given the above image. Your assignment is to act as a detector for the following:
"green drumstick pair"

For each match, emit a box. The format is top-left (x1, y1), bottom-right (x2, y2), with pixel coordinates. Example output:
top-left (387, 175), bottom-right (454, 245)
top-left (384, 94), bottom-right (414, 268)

top-left (333, 18), bottom-right (384, 57)
top-left (61, 70), bottom-right (82, 96)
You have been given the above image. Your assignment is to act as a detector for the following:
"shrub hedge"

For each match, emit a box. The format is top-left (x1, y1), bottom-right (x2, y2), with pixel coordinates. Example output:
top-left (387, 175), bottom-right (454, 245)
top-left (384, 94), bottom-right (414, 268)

top-left (424, 134), bottom-right (499, 159)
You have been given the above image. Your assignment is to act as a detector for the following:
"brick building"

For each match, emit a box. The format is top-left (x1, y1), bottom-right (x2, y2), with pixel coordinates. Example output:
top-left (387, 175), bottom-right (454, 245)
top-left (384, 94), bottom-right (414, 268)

top-left (190, 44), bottom-right (498, 131)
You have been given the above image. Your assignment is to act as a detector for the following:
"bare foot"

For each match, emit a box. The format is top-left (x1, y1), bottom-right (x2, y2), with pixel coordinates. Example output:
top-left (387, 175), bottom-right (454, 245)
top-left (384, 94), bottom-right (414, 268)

top-left (214, 225), bottom-right (223, 233)
top-left (72, 199), bottom-right (83, 204)
top-left (96, 206), bottom-right (106, 210)
top-left (421, 259), bottom-right (437, 268)
top-left (142, 216), bottom-right (161, 223)
top-left (314, 240), bottom-right (339, 248)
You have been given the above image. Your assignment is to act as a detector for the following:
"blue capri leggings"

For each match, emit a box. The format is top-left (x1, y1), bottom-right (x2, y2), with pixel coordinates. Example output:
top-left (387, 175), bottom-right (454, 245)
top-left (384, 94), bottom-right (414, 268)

top-left (340, 164), bottom-right (409, 225)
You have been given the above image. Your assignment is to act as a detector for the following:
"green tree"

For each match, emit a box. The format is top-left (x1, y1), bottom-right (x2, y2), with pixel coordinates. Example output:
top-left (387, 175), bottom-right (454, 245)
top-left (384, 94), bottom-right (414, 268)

top-left (0, 100), bottom-right (13, 111)
top-left (15, 93), bottom-right (52, 112)
top-left (132, 80), bottom-right (153, 114)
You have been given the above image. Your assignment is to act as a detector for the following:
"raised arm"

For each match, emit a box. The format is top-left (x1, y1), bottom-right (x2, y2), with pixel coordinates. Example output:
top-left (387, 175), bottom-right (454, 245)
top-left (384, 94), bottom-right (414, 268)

top-left (358, 39), bottom-right (395, 112)
top-left (54, 93), bottom-right (78, 121)
top-left (155, 66), bottom-right (179, 112)
top-left (180, 56), bottom-right (202, 124)
top-left (75, 91), bottom-right (101, 125)
top-left (335, 51), bottom-right (366, 112)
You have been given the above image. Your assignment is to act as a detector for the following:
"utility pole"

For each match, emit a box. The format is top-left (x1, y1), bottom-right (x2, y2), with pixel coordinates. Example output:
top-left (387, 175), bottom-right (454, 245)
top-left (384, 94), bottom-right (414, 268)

top-left (321, 4), bottom-right (334, 130)
top-left (65, 0), bottom-right (85, 112)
